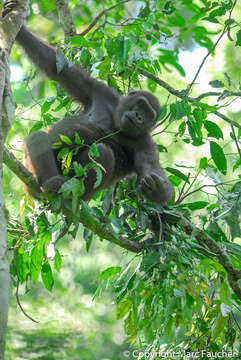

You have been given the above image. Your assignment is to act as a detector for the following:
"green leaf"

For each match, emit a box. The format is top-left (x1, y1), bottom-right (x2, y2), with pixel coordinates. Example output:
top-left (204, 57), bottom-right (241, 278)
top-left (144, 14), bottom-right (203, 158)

top-left (54, 250), bottom-right (62, 272)
top-left (41, 98), bottom-right (55, 114)
top-left (233, 158), bottom-right (241, 172)
top-left (204, 121), bottom-right (223, 139)
top-left (235, 29), bottom-right (241, 47)
top-left (199, 157), bottom-right (208, 169)
top-left (97, 57), bottom-right (112, 80)
top-left (225, 242), bottom-right (241, 258)
top-left (73, 162), bottom-right (85, 177)
top-left (59, 135), bottom-right (73, 145)
top-left (193, 108), bottom-right (203, 125)
top-left (184, 201), bottom-right (208, 210)
top-left (220, 282), bottom-right (231, 305)
top-left (175, 101), bottom-right (187, 119)
top-left (140, 252), bottom-right (160, 271)
top-left (116, 298), bottom-right (132, 320)
top-left (74, 132), bottom-right (82, 145)
top-left (41, 261), bottom-right (54, 291)
top-left (210, 141), bottom-right (227, 175)
top-left (30, 245), bottom-right (44, 283)
top-left (116, 38), bottom-right (131, 69)
top-left (98, 266), bottom-right (121, 280)
top-left (212, 312), bottom-right (228, 339)
top-left (224, 72), bottom-right (231, 86)
top-left (166, 167), bottom-right (190, 183)
top-left (201, 259), bottom-right (227, 278)
top-left (158, 145), bottom-right (167, 153)
top-left (209, 80), bottom-right (225, 88)
top-left (68, 35), bottom-right (89, 47)
top-left (80, 201), bottom-right (97, 225)
top-left (57, 147), bottom-right (70, 161)
top-left (16, 252), bottom-right (30, 283)
top-left (94, 167), bottom-right (103, 189)
top-left (178, 121), bottom-right (186, 136)
top-left (29, 121), bottom-right (44, 134)
top-left (88, 143), bottom-right (100, 158)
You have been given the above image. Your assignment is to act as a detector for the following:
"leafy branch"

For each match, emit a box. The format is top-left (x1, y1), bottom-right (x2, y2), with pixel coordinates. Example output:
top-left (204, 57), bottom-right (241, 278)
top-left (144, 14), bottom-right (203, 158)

top-left (181, 217), bottom-right (241, 300)
top-left (138, 67), bottom-right (241, 131)
top-left (3, 146), bottom-right (241, 300)
top-left (79, 0), bottom-right (131, 37)
top-left (3, 147), bottom-right (142, 253)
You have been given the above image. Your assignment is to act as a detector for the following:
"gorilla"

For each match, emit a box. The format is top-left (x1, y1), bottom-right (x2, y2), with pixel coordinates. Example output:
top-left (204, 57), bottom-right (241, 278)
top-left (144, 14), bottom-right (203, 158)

top-left (3, 1), bottom-right (173, 204)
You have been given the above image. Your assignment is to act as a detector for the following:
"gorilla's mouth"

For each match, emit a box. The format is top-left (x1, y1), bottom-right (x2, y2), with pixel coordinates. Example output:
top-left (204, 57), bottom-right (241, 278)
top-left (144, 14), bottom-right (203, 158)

top-left (126, 114), bottom-right (137, 127)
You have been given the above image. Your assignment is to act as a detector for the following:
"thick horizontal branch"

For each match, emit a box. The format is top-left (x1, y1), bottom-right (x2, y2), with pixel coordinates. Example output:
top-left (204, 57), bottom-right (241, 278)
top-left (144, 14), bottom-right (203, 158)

top-left (3, 146), bottom-right (41, 196)
top-left (138, 68), bottom-right (241, 131)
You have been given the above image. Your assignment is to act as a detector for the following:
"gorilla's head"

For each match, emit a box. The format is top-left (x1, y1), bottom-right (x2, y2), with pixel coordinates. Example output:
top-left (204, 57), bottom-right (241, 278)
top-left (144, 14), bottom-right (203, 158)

top-left (115, 90), bottom-right (161, 137)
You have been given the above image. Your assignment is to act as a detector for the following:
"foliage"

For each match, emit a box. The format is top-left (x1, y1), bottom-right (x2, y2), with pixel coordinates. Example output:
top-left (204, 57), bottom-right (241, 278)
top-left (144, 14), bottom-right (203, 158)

top-left (5, 0), bottom-right (241, 358)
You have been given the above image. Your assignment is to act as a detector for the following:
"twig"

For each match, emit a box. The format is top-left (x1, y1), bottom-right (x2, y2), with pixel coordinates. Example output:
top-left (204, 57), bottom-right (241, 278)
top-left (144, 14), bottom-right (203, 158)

top-left (79, 0), bottom-right (131, 37)
top-left (227, 0), bottom-right (237, 41)
top-left (177, 182), bottom-right (231, 204)
top-left (15, 279), bottom-right (39, 323)
top-left (187, 25), bottom-right (229, 94)
top-left (230, 123), bottom-right (241, 158)
top-left (195, 91), bottom-right (241, 101)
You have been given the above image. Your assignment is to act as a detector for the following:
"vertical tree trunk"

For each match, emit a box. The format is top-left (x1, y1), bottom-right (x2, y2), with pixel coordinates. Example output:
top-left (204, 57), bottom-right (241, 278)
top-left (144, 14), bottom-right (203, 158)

top-left (0, 50), bottom-right (11, 360)
top-left (0, 2), bottom-right (29, 358)
top-left (0, 159), bottom-right (9, 360)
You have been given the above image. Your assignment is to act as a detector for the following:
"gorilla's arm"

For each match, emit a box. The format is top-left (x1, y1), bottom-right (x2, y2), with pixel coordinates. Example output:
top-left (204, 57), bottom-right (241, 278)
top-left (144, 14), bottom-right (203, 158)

top-left (134, 139), bottom-right (173, 204)
top-left (16, 26), bottom-right (115, 109)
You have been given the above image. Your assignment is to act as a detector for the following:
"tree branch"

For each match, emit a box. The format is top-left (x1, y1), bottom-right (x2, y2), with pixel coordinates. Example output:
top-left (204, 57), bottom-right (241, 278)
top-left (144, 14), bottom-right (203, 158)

top-left (3, 147), bottom-right (142, 253)
top-left (181, 217), bottom-right (241, 301)
top-left (187, 25), bottom-right (228, 94)
top-left (54, 0), bottom-right (76, 39)
top-left (3, 146), bottom-right (41, 195)
top-left (195, 91), bottom-right (241, 101)
top-left (137, 67), bottom-right (241, 131)
top-left (4, 149), bottom-right (241, 296)
top-left (79, 0), bottom-right (131, 37)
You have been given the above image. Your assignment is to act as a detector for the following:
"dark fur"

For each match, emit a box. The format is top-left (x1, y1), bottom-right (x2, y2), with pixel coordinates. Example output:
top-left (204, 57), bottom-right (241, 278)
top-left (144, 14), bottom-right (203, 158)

top-left (3, 2), bottom-right (173, 204)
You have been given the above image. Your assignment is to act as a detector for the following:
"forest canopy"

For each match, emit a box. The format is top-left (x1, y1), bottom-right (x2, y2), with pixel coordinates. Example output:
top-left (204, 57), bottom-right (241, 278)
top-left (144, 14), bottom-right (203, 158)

top-left (1, 0), bottom-right (241, 359)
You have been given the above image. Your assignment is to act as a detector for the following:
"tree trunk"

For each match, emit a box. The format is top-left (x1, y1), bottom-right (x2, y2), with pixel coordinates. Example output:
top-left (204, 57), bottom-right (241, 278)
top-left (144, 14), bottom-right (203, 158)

top-left (0, 51), bottom-right (11, 360)
top-left (0, 154), bottom-right (9, 360)
top-left (0, 1), bottom-right (29, 358)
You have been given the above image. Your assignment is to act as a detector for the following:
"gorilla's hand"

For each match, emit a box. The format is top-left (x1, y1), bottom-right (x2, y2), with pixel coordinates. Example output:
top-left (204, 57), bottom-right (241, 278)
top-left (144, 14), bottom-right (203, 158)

top-left (138, 172), bottom-right (172, 205)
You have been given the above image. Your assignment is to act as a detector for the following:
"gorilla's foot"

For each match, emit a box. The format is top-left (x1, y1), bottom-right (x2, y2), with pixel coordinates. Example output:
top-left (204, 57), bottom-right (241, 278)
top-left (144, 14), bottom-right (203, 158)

top-left (42, 175), bottom-right (66, 194)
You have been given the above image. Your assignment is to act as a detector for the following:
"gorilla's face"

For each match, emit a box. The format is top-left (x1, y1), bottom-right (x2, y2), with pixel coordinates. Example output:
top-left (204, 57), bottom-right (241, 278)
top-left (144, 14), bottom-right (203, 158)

top-left (115, 90), bottom-right (160, 137)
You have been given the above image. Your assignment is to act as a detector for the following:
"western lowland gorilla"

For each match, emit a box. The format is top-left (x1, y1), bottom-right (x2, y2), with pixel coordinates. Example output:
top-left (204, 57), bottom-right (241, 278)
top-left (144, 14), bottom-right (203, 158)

top-left (2, 1), bottom-right (173, 204)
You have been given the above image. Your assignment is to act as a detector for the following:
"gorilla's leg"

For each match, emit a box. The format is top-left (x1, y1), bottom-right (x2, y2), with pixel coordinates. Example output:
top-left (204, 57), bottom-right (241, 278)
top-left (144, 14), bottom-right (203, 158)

top-left (24, 131), bottom-right (65, 194)
top-left (78, 143), bottom-right (115, 201)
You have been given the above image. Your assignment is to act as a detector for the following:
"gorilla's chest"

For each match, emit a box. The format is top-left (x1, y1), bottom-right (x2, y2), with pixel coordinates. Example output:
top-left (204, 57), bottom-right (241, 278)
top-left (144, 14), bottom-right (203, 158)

top-left (90, 125), bottom-right (135, 175)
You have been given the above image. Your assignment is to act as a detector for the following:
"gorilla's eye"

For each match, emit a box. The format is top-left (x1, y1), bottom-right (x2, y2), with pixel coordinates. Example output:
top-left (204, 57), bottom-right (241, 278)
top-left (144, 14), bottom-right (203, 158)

top-left (128, 91), bottom-right (137, 96)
